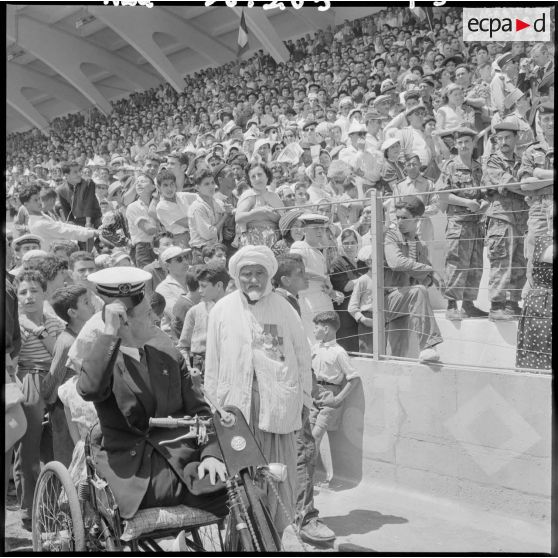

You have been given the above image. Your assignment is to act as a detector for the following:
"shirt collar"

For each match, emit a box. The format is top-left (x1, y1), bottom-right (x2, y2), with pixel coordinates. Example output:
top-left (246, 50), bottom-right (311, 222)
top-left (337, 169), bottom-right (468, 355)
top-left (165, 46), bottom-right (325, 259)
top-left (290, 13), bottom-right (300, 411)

top-left (121, 345), bottom-right (140, 361)
top-left (319, 339), bottom-right (337, 347)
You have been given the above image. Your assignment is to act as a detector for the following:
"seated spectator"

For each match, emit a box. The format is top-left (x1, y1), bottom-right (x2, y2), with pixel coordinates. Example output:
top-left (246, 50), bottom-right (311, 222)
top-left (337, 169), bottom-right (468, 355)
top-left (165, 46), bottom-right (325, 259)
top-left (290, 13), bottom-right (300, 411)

top-left (178, 265), bottom-right (230, 387)
top-left (155, 246), bottom-right (193, 336)
top-left (383, 196), bottom-right (443, 362)
top-left (188, 168), bottom-right (230, 253)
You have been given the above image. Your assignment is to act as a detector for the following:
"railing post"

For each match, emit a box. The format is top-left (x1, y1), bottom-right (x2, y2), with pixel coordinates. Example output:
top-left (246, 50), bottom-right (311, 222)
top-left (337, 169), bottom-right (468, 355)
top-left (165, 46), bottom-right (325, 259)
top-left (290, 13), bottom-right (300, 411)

top-left (370, 189), bottom-right (385, 361)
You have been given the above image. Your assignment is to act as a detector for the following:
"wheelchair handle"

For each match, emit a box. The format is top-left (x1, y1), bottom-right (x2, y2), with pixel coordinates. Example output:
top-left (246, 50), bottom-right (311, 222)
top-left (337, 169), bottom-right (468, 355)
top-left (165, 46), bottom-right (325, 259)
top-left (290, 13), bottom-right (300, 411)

top-left (149, 416), bottom-right (211, 429)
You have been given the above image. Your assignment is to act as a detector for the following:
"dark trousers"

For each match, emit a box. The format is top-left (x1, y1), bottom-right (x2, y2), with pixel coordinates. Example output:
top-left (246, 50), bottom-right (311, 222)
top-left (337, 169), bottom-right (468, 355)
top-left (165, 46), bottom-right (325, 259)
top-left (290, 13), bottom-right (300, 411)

top-left (295, 406), bottom-right (319, 527)
top-left (133, 242), bottom-right (156, 268)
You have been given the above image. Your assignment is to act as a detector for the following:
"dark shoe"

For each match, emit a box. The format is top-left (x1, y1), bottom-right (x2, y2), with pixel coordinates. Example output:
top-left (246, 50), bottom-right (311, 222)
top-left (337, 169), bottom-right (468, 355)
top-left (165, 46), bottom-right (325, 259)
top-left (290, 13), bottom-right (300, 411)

top-left (504, 302), bottom-right (521, 319)
top-left (445, 308), bottom-right (462, 321)
top-left (489, 308), bottom-right (513, 321)
top-left (461, 302), bottom-right (489, 318)
top-left (299, 518), bottom-right (336, 545)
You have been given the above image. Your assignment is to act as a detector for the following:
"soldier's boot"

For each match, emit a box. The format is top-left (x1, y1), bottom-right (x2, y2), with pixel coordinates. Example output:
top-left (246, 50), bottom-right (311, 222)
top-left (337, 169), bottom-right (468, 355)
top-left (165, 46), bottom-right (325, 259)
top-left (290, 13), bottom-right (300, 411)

top-left (503, 300), bottom-right (522, 319)
top-left (461, 300), bottom-right (489, 319)
top-left (489, 301), bottom-right (513, 321)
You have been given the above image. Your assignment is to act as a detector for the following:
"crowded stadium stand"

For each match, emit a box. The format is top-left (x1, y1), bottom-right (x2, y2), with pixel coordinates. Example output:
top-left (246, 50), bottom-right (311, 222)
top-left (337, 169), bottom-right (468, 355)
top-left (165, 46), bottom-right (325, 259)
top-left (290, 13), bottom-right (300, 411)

top-left (5, 3), bottom-right (553, 553)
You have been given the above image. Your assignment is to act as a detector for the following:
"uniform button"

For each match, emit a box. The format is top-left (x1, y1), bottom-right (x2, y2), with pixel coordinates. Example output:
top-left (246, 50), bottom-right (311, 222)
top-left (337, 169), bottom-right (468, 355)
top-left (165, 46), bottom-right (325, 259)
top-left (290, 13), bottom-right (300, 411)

top-left (130, 450), bottom-right (137, 456)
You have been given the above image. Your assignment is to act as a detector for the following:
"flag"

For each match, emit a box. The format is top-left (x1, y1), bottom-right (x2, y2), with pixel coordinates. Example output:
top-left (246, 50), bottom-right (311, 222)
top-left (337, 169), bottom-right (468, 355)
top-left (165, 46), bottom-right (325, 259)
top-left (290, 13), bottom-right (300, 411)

top-left (411, 6), bottom-right (434, 31)
top-left (237, 9), bottom-right (249, 58)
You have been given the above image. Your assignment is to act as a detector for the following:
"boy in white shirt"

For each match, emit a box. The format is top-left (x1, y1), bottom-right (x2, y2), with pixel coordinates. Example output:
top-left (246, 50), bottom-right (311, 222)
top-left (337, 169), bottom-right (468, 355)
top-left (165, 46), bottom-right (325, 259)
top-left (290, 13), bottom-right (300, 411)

top-left (310, 311), bottom-right (360, 488)
top-left (155, 169), bottom-right (196, 248)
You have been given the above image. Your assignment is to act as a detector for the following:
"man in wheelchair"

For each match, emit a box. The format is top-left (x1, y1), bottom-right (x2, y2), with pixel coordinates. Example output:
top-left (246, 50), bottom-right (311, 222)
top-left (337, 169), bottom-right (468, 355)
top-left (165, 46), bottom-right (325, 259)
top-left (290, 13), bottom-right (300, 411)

top-left (75, 267), bottom-right (228, 522)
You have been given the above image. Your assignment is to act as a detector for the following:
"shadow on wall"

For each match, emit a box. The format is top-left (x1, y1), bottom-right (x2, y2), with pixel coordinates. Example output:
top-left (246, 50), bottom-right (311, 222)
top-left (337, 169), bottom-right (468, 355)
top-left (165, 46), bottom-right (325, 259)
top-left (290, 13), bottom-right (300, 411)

top-left (328, 379), bottom-right (365, 485)
top-left (322, 508), bottom-right (408, 537)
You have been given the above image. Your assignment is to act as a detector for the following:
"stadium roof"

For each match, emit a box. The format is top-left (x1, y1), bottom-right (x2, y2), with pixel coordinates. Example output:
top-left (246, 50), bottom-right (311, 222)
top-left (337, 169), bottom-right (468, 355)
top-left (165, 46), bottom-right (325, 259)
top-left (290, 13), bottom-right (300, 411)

top-left (6, 4), bottom-right (378, 134)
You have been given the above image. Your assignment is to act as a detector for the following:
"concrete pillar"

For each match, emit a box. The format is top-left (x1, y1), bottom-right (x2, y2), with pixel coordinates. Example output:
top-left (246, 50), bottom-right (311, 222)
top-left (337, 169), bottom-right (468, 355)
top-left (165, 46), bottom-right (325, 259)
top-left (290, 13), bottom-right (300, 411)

top-left (7, 80), bottom-right (49, 133)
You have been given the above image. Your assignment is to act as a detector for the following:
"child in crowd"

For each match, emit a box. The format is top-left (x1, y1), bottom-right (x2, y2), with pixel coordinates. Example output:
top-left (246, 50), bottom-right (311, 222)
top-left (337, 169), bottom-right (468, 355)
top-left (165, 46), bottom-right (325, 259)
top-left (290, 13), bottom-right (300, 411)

top-left (171, 265), bottom-right (202, 339)
top-left (188, 169), bottom-right (231, 253)
top-left (310, 311), bottom-right (360, 488)
top-left (148, 291), bottom-right (166, 329)
top-left (272, 254), bottom-right (309, 315)
top-left (178, 265), bottom-right (230, 388)
top-left (155, 169), bottom-right (195, 248)
top-left (347, 245), bottom-right (375, 354)
top-left (49, 285), bottom-right (96, 467)
top-left (202, 242), bottom-right (228, 268)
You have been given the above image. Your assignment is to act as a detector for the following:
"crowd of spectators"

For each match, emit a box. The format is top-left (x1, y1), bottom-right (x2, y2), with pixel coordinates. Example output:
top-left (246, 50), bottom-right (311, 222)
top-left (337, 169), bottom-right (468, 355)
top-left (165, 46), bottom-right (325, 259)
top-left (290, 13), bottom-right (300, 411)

top-left (4, 5), bottom-right (554, 545)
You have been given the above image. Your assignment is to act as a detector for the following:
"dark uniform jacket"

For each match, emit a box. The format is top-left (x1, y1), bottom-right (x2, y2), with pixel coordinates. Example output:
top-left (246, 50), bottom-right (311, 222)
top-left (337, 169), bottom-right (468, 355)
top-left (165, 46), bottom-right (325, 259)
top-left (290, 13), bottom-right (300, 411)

top-left (56, 178), bottom-right (102, 227)
top-left (77, 334), bottom-right (221, 519)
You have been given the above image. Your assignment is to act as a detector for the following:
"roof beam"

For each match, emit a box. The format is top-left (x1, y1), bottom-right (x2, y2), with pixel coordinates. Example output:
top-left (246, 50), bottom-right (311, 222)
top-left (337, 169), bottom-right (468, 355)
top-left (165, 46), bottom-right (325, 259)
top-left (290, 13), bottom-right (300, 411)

top-left (7, 81), bottom-right (49, 133)
top-left (286, 6), bottom-right (335, 30)
top-left (88, 6), bottom-right (185, 92)
top-left (158, 6), bottom-right (235, 66)
top-left (231, 6), bottom-right (289, 63)
top-left (6, 9), bottom-right (159, 114)
top-left (8, 62), bottom-right (91, 111)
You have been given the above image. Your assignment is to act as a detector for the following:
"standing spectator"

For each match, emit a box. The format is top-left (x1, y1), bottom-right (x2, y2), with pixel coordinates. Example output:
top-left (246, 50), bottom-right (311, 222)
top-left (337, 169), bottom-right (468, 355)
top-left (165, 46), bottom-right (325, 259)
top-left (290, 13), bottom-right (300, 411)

top-left (440, 127), bottom-right (489, 320)
top-left (13, 270), bottom-right (65, 530)
top-left (235, 161), bottom-right (284, 248)
top-left (143, 232), bottom-right (175, 292)
top-left (126, 173), bottom-right (158, 267)
top-left (178, 266), bottom-right (230, 386)
top-left (18, 183), bottom-right (97, 252)
top-left (518, 102), bottom-right (554, 287)
top-left (213, 163), bottom-right (240, 257)
top-left (57, 160), bottom-right (102, 229)
top-left (188, 169), bottom-right (231, 253)
top-left (290, 214), bottom-right (339, 343)
top-left (205, 245), bottom-right (312, 535)
top-left (330, 228), bottom-right (363, 353)
top-left (171, 266), bottom-right (202, 340)
top-left (156, 246), bottom-right (193, 336)
top-left (310, 311), bottom-right (360, 488)
top-left (483, 122), bottom-right (528, 320)
top-left (516, 234), bottom-right (553, 370)
top-left (155, 169), bottom-right (195, 247)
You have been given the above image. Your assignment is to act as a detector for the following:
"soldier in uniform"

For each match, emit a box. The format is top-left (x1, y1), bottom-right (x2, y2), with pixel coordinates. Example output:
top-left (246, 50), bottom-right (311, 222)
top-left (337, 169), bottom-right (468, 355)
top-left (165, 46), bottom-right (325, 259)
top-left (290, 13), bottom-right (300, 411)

top-left (483, 122), bottom-right (529, 320)
top-left (518, 101), bottom-right (554, 287)
top-left (440, 127), bottom-right (489, 321)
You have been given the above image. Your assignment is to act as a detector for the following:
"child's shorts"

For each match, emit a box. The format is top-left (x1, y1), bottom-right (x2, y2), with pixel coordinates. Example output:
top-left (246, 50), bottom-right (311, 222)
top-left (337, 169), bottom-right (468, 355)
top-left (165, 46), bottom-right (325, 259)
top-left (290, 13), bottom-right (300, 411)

top-left (309, 382), bottom-right (344, 432)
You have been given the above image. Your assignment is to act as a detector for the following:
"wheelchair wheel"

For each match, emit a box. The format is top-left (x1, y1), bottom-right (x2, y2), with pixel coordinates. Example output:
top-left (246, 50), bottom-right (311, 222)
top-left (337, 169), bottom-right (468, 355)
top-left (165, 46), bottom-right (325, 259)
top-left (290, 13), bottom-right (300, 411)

top-left (187, 521), bottom-right (225, 551)
top-left (32, 461), bottom-right (86, 552)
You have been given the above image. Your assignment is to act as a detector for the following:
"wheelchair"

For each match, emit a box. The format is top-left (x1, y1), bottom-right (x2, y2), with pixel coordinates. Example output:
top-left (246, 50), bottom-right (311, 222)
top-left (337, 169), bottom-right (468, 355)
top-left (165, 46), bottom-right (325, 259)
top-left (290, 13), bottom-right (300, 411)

top-left (32, 405), bottom-right (288, 552)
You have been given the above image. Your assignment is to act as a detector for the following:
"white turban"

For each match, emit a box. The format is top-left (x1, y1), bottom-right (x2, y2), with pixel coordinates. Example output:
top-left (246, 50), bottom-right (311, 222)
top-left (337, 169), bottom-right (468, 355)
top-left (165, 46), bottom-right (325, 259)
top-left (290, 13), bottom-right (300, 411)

top-left (228, 245), bottom-right (278, 298)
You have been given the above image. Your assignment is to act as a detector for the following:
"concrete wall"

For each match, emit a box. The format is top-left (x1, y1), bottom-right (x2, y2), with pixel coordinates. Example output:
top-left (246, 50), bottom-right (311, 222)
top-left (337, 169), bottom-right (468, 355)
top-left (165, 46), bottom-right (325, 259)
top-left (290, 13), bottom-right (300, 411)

top-left (328, 358), bottom-right (551, 521)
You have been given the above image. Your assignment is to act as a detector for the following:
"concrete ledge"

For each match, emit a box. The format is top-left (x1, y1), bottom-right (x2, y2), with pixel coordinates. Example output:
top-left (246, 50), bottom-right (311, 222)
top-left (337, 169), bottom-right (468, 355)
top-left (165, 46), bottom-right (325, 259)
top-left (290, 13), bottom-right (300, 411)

top-left (329, 358), bottom-right (551, 522)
